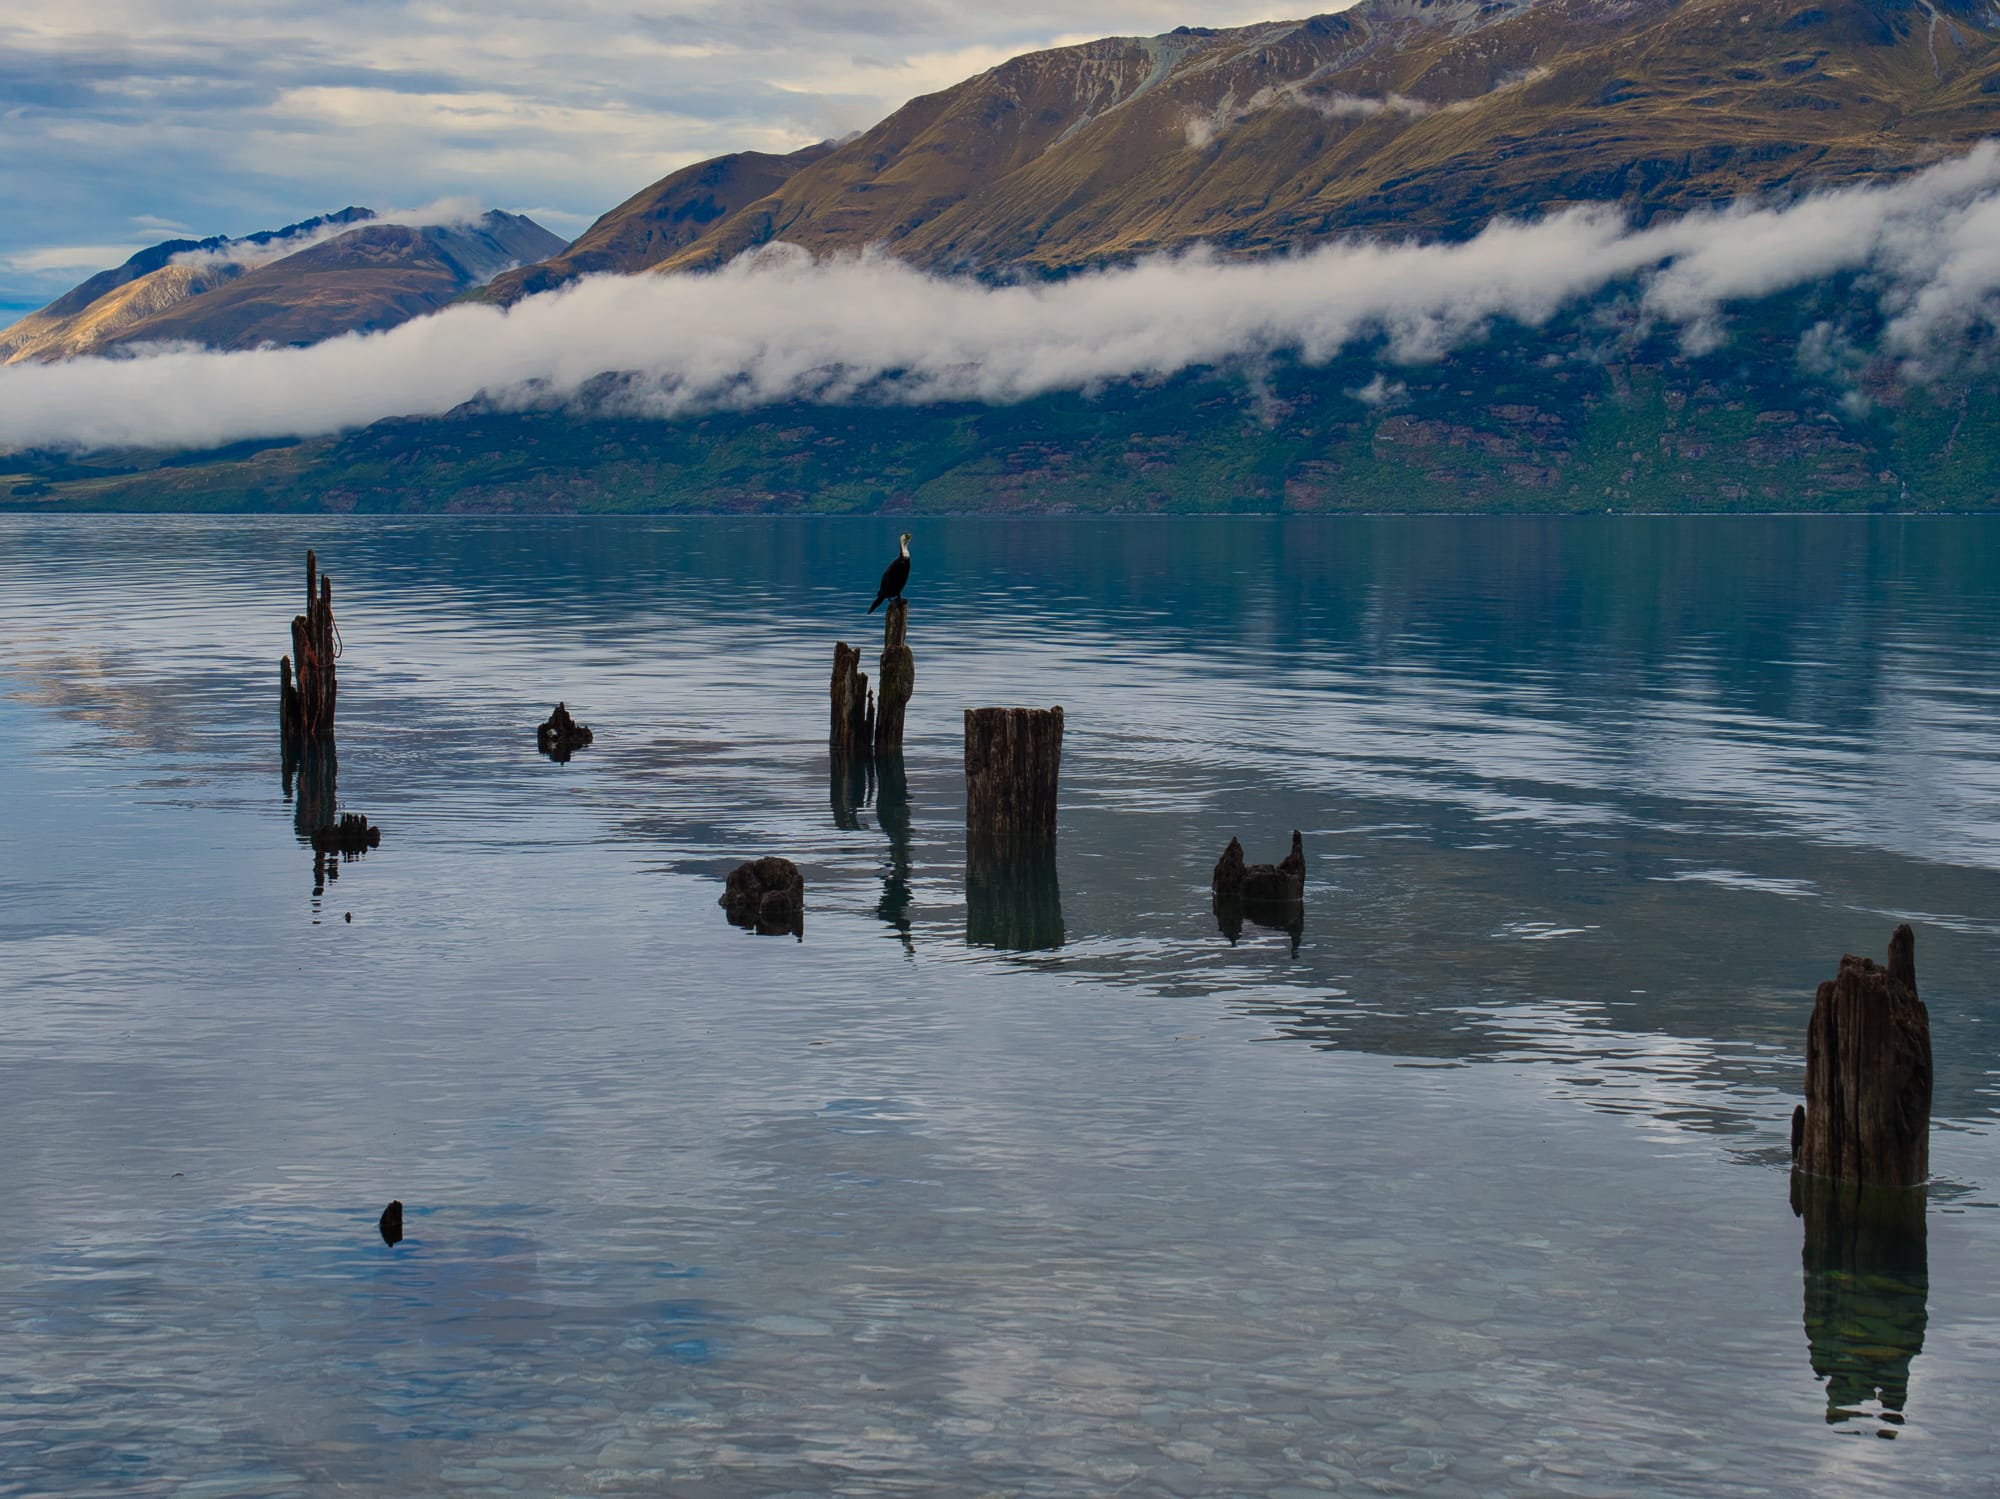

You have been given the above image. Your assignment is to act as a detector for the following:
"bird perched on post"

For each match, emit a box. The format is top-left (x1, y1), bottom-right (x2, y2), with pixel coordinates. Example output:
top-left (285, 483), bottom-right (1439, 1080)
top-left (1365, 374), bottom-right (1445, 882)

top-left (869, 532), bottom-right (912, 613)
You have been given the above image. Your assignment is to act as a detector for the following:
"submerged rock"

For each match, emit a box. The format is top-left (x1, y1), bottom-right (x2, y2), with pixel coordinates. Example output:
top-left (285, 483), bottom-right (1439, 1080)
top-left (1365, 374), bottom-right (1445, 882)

top-left (310, 812), bottom-right (381, 854)
top-left (537, 701), bottom-right (594, 761)
top-left (721, 856), bottom-right (805, 937)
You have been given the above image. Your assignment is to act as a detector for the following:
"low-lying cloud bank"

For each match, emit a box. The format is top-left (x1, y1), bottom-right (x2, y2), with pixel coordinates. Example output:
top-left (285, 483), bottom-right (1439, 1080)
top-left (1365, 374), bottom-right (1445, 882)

top-left (8, 144), bottom-right (2000, 454)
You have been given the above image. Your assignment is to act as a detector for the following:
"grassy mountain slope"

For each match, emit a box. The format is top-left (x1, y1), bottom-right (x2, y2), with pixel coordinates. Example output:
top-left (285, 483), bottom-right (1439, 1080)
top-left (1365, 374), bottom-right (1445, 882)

top-left (10, 279), bottom-right (1996, 515)
top-left (0, 208), bottom-right (373, 364)
top-left (477, 143), bottom-right (835, 307)
top-left (1, 211), bottom-right (561, 361)
top-left (632, 0), bottom-right (2000, 277)
top-left (94, 213), bottom-right (563, 352)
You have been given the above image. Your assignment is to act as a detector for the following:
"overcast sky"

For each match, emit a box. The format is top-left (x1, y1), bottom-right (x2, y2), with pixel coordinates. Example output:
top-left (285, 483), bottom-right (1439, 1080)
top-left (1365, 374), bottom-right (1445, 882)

top-left (0, 0), bottom-right (1301, 318)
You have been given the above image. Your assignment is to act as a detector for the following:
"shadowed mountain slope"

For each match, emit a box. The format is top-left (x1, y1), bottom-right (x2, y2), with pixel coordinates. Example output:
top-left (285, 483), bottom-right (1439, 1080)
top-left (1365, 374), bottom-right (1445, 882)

top-left (478, 142), bottom-right (835, 307)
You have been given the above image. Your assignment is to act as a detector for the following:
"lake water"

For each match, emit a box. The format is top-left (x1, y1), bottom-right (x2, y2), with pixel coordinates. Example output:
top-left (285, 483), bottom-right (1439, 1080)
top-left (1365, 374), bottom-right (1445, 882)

top-left (1, 515), bottom-right (1996, 1497)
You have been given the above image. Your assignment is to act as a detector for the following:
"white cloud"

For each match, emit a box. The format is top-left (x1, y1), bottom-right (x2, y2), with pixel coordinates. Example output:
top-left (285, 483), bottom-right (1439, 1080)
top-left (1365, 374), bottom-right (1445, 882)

top-left (6, 144), bottom-right (2000, 454)
top-left (1, 242), bottom-right (156, 275)
top-left (165, 197), bottom-right (491, 270)
top-left (0, 3), bottom-right (1315, 312)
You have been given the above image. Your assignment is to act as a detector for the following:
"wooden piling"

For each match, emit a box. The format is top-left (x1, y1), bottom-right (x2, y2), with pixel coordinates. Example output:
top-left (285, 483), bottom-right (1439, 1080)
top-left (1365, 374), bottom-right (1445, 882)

top-left (874, 599), bottom-right (914, 757)
top-left (830, 642), bottom-right (874, 760)
top-left (1794, 924), bottom-right (1932, 1189)
top-left (964, 706), bottom-right (1063, 855)
top-left (280, 549), bottom-right (338, 743)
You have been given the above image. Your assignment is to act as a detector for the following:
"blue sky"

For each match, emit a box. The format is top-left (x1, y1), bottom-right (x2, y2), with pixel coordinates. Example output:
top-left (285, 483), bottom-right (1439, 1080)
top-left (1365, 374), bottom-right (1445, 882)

top-left (0, 0), bottom-right (1298, 320)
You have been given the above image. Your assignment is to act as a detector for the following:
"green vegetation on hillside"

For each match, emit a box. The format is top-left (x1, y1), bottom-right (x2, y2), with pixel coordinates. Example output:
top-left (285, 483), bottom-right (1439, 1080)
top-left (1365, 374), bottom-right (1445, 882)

top-left (9, 295), bottom-right (1995, 514)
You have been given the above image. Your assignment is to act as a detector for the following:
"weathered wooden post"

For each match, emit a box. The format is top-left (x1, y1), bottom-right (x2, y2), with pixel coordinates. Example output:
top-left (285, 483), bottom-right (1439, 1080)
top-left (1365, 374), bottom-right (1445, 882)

top-left (964, 707), bottom-right (1063, 856)
top-left (964, 706), bottom-right (1064, 950)
top-left (1792, 924), bottom-right (1932, 1188)
top-left (874, 599), bottom-right (913, 757)
top-left (829, 642), bottom-right (873, 761)
top-left (280, 549), bottom-right (338, 743)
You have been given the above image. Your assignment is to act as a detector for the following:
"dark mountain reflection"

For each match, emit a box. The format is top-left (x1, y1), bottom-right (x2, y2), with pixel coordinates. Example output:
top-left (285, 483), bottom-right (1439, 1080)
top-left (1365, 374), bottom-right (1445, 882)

top-left (967, 851), bottom-right (1064, 952)
top-left (1791, 1175), bottom-right (1928, 1434)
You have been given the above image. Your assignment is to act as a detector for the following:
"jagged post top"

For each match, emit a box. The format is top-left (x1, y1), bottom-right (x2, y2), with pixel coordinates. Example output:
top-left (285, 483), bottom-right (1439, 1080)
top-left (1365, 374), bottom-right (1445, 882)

top-left (1795, 923), bottom-right (1931, 1190)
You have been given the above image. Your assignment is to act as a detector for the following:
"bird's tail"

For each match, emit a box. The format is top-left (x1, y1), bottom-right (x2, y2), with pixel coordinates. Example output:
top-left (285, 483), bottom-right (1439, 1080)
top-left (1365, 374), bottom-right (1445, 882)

top-left (867, 597), bottom-right (883, 614)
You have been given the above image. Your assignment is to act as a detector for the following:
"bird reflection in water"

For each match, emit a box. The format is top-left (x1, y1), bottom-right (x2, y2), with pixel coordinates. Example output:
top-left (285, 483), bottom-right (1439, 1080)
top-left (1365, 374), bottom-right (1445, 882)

top-left (1791, 1173), bottom-right (1928, 1435)
top-left (967, 850), bottom-right (1064, 952)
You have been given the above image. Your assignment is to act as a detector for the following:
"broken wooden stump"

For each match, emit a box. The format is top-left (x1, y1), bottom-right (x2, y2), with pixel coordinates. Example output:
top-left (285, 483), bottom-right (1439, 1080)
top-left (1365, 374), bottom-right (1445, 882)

top-left (1212, 832), bottom-right (1305, 903)
top-left (830, 642), bottom-right (874, 761)
top-left (874, 599), bottom-right (914, 757)
top-left (1793, 924), bottom-right (1932, 1189)
top-left (310, 811), bottom-right (382, 855)
top-left (720, 855), bottom-right (805, 938)
top-left (964, 707), bottom-right (1063, 857)
top-left (537, 702), bottom-right (593, 761)
top-left (1212, 833), bottom-right (1306, 953)
top-left (280, 549), bottom-right (338, 744)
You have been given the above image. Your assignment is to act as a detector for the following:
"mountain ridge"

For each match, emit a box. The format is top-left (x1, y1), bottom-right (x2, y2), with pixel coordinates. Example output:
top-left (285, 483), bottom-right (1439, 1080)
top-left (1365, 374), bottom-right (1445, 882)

top-left (1, 209), bottom-right (562, 362)
top-left (473, 0), bottom-right (2000, 299)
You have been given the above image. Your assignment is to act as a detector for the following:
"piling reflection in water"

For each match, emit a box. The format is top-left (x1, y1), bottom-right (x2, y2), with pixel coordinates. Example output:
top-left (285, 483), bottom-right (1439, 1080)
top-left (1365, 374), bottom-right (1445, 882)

top-left (829, 753), bottom-right (872, 833)
top-left (875, 755), bottom-right (914, 953)
top-left (283, 735), bottom-right (338, 843)
top-left (283, 736), bottom-right (342, 905)
top-left (1791, 1173), bottom-right (1929, 1434)
top-left (967, 851), bottom-right (1064, 952)
top-left (1213, 893), bottom-right (1305, 958)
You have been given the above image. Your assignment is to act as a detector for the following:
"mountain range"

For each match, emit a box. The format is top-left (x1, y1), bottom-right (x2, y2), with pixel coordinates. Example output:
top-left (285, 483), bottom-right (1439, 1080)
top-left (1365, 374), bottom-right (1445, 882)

top-left (7, 0), bottom-right (2000, 513)
top-left (484, 0), bottom-right (2000, 298)
top-left (0, 210), bottom-right (560, 363)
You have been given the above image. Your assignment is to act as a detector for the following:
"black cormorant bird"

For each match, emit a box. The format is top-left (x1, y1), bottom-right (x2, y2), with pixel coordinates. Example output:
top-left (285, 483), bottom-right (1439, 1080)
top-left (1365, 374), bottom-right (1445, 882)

top-left (869, 532), bottom-right (912, 613)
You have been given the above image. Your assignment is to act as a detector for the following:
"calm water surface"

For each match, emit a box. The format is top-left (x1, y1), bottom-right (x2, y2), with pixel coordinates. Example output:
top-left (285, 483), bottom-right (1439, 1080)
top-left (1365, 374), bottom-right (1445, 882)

top-left (0, 516), bottom-right (1996, 1496)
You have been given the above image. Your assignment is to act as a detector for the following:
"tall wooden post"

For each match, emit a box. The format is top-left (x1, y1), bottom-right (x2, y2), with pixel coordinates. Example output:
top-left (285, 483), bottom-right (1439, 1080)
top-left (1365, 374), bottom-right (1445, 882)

top-left (830, 642), bottom-right (873, 760)
top-left (1793, 924), bottom-right (1932, 1188)
top-left (964, 707), bottom-right (1063, 856)
top-left (280, 549), bottom-right (338, 743)
top-left (874, 599), bottom-right (913, 757)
